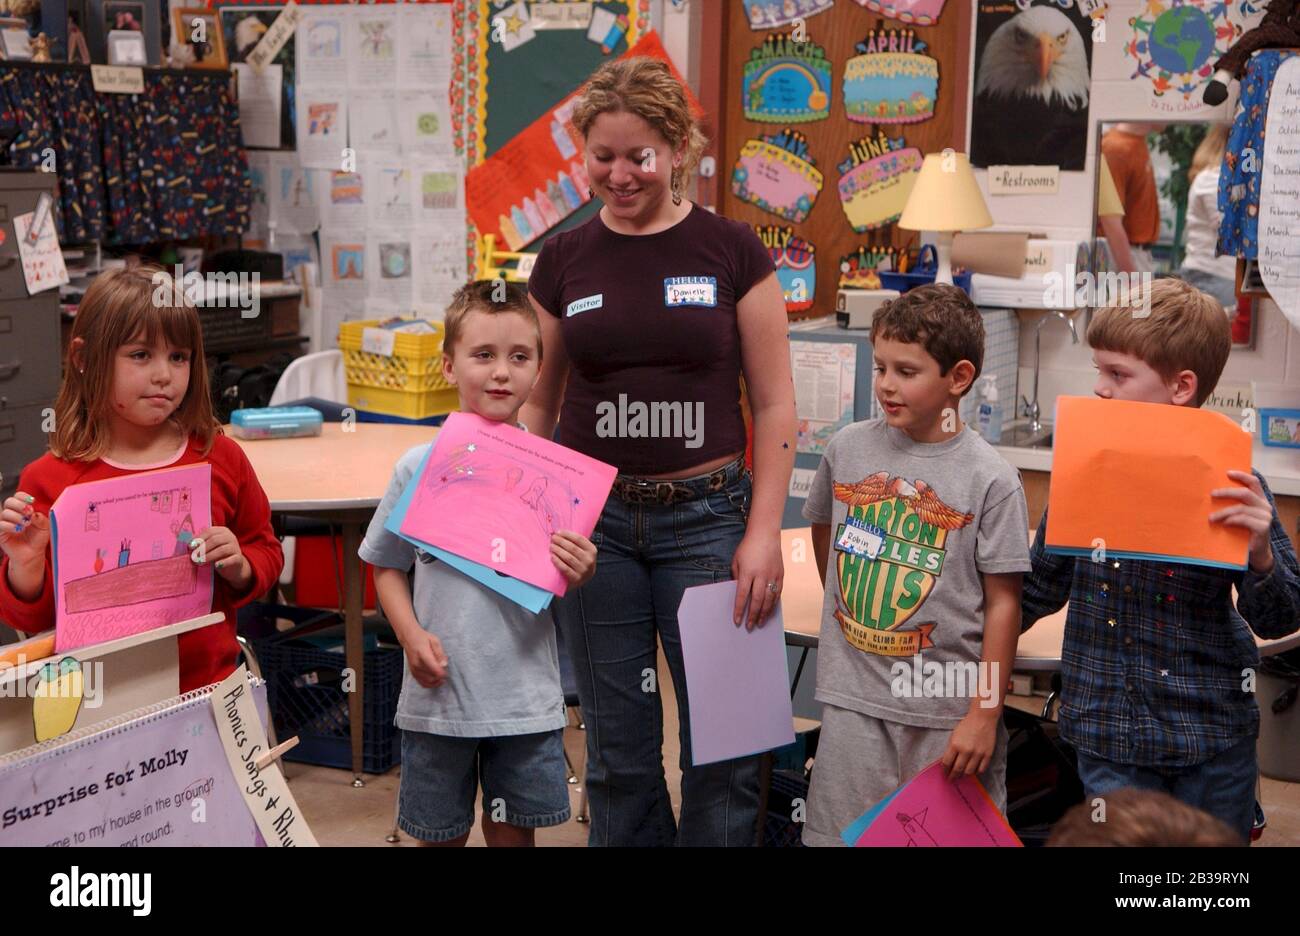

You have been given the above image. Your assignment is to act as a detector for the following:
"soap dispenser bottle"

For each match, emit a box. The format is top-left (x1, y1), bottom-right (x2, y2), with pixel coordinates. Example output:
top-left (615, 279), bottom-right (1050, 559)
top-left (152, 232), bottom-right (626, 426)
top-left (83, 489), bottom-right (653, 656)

top-left (977, 375), bottom-right (1003, 444)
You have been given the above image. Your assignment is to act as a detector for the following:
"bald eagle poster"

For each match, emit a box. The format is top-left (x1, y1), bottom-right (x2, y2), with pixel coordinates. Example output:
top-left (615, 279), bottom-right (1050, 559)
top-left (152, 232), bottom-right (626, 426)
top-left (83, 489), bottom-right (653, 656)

top-left (970, 0), bottom-right (1094, 171)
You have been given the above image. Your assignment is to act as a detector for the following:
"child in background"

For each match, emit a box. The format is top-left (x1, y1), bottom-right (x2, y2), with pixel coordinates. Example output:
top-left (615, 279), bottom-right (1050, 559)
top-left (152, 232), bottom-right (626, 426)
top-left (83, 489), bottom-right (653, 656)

top-left (1022, 277), bottom-right (1300, 844)
top-left (0, 267), bottom-right (283, 692)
top-left (1047, 788), bottom-right (1241, 847)
top-left (360, 281), bottom-right (596, 847)
top-left (801, 284), bottom-right (1031, 847)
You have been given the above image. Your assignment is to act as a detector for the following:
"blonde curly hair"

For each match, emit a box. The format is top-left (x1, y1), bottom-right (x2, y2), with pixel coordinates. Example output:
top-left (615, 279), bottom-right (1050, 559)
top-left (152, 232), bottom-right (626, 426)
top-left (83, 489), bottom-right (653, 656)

top-left (572, 57), bottom-right (707, 195)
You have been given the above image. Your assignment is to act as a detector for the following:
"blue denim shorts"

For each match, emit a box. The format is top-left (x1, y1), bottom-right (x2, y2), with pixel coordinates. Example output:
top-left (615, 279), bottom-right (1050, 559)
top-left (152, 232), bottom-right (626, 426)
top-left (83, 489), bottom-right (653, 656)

top-left (398, 728), bottom-right (571, 842)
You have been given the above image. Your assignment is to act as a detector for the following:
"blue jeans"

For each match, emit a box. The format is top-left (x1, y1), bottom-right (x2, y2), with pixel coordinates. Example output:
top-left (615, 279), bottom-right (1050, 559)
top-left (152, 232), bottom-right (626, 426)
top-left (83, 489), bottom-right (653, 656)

top-left (553, 460), bottom-right (762, 846)
top-left (1073, 736), bottom-right (1257, 843)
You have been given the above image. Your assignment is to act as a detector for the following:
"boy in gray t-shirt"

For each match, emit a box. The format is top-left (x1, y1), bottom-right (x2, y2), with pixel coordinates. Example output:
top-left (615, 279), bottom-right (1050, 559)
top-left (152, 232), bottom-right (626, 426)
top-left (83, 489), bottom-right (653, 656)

top-left (360, 282), bottom-right (596, 847)
top-left (800, 285), bottom-right (1030, 847)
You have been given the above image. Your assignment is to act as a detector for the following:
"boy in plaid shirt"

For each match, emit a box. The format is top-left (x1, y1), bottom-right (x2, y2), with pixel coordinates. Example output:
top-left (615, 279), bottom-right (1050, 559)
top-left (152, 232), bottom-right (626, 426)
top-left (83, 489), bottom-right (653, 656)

top-left (1023, 278), bottom-right (1300, 842)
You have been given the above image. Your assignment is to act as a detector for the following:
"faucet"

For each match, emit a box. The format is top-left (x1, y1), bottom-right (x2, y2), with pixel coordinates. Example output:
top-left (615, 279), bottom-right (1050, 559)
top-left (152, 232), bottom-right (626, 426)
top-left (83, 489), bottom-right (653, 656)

top-left (1021, 310), bottom-right (1079, 433)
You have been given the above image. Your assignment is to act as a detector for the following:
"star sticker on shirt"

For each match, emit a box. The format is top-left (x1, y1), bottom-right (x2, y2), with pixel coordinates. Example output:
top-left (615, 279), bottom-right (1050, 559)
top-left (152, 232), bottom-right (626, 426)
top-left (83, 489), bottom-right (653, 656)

top-left (1159, 669), bottom-right (1169, 677)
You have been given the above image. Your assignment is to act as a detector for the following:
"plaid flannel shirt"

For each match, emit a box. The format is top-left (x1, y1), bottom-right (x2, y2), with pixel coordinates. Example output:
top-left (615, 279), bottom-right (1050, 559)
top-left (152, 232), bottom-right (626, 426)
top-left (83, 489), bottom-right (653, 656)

top-left (1022, 471), bottom-right (1300, 769)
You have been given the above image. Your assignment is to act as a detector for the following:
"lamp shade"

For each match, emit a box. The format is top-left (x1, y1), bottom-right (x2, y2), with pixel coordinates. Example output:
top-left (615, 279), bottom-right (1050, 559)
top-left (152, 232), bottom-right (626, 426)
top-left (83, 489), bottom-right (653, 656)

top-left (897, 152), bottom-right (993, 233)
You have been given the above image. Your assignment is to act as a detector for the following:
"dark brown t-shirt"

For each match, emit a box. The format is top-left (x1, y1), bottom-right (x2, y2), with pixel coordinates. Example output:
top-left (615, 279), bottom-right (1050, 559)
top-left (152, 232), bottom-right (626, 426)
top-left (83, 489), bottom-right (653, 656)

top-left (528, 205), bottom-right (775, 475)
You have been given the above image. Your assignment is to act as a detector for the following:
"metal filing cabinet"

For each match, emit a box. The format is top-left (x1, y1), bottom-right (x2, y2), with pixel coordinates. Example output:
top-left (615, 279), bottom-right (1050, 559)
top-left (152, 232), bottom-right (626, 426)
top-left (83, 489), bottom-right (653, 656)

top-left (0, 170), bottom-right (61, 499)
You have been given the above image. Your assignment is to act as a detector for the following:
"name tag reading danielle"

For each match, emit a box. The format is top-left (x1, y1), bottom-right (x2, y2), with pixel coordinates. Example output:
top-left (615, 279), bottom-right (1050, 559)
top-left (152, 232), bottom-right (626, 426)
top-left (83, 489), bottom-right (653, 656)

top-left (663, 276), bottom-right (718, 307)
top-left (836, 517), bottom-right (885, 560)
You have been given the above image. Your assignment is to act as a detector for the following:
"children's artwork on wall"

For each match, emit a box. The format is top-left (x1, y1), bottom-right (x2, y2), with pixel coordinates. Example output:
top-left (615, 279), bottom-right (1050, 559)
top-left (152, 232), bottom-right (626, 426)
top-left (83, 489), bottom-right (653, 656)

top-left (836, 130), bottom-right (923, 232)
top-left (839, 243), bottom-right (910, 288)
top-left (843, 27), bottom-right (939, 125)
top-left (398, 413), bottom-right (617, 596)
top-left (51, 465), bottom-right (214, 653)
top-left (296, 92), bottom-right (348, 170)
top-left (852, 0), bottom-right (948, 26)
top-left (757, 224), bottom-right (817, 314)
top-left (969, 0), bottom-right (1093, 170)
top-left (331, 242), bottom-right (365, 281)
top-left (743, 33), bottom-right (832, 123)
top-left (1124, 0), bottom-right (1242, 108)
top-left (849, 762), bottom-right (1022, 847)
top-left (731, 129), bottom-right (824, 223)
top-left (297, 6), bottom-right (346, 88)
top-left (743, 0), bottom-right (835, 31)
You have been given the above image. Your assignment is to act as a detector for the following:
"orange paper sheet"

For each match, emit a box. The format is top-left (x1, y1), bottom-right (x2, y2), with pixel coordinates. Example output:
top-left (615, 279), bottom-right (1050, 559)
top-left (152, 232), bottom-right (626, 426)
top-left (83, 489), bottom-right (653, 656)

top-left (1045, 397), bottom-right (1252, 569)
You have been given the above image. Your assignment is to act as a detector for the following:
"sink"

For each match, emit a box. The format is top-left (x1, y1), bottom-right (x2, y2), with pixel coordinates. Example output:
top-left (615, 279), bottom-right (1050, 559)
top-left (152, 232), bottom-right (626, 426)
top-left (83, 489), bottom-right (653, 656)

top-left (999, 421), bottom-right (1054, 449)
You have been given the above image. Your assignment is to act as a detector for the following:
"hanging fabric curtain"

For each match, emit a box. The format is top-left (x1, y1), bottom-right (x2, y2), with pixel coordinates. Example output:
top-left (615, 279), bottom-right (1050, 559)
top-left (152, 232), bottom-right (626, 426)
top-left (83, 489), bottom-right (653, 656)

top-left (0, 63), bottom-right (251, 246)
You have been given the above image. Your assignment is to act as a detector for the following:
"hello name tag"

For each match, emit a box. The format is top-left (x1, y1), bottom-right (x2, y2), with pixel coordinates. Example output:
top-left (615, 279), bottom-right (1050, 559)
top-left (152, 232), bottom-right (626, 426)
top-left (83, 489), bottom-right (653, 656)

top-left (836, 518), bottom-right (885, 560)
top-left (566, 293), bottom-right (603, 317)
top-left (663, 276), bottom-right (718, 307)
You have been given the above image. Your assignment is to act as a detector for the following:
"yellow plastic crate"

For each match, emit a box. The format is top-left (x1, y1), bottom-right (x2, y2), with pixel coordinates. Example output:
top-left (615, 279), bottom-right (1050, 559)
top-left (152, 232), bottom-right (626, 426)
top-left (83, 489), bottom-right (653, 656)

top-left (338, 319), bottom-right (455, 393)
top-left (346, 383), bottom-right (460, 420)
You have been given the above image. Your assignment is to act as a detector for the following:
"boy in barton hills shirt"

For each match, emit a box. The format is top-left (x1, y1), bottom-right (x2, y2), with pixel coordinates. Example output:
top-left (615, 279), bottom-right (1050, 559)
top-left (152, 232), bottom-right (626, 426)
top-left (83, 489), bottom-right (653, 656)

top-left (1022, 278), bottom-right (1300, 844)
top-left (801, 285), bottom-right (1031, 847)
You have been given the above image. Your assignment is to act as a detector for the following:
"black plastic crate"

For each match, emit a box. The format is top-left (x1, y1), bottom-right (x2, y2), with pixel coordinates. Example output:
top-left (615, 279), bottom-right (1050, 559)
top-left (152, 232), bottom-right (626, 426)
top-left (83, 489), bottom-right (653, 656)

top-left (198, 304), bottom-right (271, 354)
top-left (246, 605), bottom-right (404, 775)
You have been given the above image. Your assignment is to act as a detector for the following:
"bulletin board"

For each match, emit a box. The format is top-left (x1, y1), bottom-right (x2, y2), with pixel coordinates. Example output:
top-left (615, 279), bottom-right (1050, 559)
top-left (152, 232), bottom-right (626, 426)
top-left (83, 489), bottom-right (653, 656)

top-left (456, 0), bottom-right (653, 254)
top-left (717, 0), bottom-right (971, 320)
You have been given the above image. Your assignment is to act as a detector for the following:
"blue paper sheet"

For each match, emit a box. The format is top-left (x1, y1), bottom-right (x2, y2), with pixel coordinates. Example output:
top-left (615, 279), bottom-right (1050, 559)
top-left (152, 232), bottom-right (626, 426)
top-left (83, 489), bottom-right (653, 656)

top-left (383, 447), bottom-right (554, 614)
top-left (840, 787), bottom-right (902, 846)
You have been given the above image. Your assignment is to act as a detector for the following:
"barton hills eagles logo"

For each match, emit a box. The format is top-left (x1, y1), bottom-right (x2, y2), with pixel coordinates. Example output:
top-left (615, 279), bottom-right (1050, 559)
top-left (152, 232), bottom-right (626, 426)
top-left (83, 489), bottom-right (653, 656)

top-left (832, 472), bottom-right (973, 656)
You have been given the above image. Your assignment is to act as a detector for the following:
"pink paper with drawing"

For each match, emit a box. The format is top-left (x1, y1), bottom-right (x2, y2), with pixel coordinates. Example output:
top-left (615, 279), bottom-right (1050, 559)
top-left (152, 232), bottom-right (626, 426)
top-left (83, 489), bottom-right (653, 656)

top-left (52, 464), bottom-right (214, 652)
top-left (854, 761), bottom-right (1022, 847)
top-left (399, 412), bottom-right (616, 595)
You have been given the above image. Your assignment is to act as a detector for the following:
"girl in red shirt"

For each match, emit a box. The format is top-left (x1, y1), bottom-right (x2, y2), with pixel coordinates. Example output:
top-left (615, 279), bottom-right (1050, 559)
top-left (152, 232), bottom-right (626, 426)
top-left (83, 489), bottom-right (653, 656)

top-left (0, 267), bottom-right (283, 692)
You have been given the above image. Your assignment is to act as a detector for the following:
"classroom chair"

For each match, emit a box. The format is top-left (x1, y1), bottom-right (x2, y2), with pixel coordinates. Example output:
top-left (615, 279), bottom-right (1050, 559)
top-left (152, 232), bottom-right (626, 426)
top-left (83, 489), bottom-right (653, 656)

top-left (268, 350), bottom-right (347, 407)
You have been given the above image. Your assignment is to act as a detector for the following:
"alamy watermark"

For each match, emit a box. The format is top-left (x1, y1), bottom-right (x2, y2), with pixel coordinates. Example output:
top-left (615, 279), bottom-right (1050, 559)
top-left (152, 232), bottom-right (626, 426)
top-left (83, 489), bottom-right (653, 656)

top-left (0, 657), bottom-right (103, 709)
top-left (151, 265), bottom-right (260, 319)
top-left (889, 655), bottom-right (1000, 709)
top-left (1043, 265), bottom-right (1153, 316)
top-left (595, 394), bottom-right (704, 449)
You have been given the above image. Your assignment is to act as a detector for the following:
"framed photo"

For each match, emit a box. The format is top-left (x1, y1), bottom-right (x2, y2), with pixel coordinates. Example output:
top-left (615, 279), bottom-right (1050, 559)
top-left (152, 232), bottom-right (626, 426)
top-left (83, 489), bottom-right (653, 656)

top-left (0, 27), bottom-right (32, 61)
top-left (170, 7), bottom-right (227, 70)
top-left (106, 28), bottom-right (145, 66)
top-left (103, 0), bottom-right (144, 35)
top-left (85, 0), bottom-right (158, 66)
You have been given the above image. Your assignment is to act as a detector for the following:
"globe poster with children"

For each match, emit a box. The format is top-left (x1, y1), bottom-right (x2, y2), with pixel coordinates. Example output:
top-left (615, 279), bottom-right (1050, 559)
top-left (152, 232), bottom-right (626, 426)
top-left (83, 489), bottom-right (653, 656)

top-left (831, 471), bottom-right (974, 657)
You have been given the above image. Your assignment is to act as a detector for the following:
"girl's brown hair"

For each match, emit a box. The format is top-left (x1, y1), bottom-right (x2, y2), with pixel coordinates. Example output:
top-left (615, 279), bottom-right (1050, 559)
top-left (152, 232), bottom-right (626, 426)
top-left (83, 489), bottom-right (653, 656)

top-left (572, 56), bottom-right (707, 193)
top-left (51, 266), bottom-right (219, 461)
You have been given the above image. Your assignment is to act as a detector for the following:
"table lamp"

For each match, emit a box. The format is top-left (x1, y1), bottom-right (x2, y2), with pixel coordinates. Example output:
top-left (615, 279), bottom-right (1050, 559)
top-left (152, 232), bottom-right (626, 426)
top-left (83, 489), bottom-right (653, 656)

top-left (897, 151), bottom-right (993, 286)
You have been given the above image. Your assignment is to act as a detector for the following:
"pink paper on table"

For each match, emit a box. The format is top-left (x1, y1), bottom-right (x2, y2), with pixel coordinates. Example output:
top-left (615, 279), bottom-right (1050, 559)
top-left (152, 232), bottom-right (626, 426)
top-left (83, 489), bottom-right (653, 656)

top-left (854, 761), bottom-right (1021, 847)
top-left (399, 412), bottom-right (616, 595)
top-left (51, 463), bottom-right (214, 653)
top-left (678, 580), bottom-right (795, 766)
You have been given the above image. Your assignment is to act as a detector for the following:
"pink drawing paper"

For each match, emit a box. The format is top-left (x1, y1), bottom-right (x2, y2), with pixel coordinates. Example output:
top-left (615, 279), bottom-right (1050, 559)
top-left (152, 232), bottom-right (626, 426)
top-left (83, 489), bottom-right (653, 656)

top-left (853, 760), bottom-right (1022, 847)
top-left (398, 412), bottom-right (616, 595)
top-left (677, 580), bottom-right (795, 766)
top-left (52, 463), bottom-right (214, 653)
